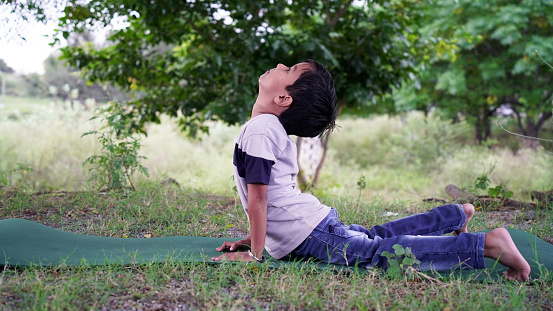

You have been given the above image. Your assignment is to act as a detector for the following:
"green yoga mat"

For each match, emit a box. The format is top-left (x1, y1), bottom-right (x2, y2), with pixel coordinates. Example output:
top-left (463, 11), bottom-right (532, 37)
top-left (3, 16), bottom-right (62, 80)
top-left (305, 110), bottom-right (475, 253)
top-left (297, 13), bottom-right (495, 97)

top-left (1, 218), bottom-right (552, 280)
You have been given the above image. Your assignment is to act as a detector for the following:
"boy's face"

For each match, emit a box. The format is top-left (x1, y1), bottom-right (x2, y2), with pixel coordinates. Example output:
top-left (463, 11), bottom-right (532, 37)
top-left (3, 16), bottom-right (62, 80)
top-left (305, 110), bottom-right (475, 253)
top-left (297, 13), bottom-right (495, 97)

top-left (258, 62), bottom-right (310, 98)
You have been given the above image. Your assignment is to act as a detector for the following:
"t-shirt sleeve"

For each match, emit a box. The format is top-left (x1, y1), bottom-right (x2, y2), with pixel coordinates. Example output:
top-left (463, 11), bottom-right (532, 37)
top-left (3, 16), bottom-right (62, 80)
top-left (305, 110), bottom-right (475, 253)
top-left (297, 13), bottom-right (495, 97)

top-left (233, 133), bottom-right (280, 185)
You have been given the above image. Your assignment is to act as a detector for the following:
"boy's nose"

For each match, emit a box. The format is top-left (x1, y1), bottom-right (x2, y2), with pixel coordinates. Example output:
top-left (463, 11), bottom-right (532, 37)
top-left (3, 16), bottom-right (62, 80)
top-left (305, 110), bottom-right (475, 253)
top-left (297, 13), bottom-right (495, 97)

top-left (276, 63), bottom-right (289, 71)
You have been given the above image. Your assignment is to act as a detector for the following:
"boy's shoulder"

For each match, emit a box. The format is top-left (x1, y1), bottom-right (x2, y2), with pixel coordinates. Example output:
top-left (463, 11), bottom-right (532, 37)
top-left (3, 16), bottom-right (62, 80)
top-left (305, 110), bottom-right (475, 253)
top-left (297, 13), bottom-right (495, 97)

top-left (239, 114), bottom-right (290, 151)
top-left (242, 114), bottom-right (286, 138)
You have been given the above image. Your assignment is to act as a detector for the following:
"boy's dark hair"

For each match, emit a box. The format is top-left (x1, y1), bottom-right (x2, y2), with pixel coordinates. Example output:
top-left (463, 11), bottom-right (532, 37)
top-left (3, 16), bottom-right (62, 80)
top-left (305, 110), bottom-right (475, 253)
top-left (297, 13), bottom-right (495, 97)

top-left (278, 59), bottom-right (337, 138)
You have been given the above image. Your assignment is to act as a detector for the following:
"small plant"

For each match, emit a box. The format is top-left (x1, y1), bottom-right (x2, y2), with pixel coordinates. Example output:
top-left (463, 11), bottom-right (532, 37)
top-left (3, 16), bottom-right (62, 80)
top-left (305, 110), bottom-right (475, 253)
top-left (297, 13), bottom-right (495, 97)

top-left (381, 244), bottom-right (421, 280)
top-left (82, 103), bottom-right (149, 191)
top-left (0, 168), bottom-right (7, 191)
top-left (356, 175), bottom-right (366, 201)
top-left (0, 163), bottom-right (34, 193)
top-left (472, 165), bottom-right (514, 200)
top-left (474, 173), bottom-right (491, 192)
top-left (488, 182), bottom-right (514, 199)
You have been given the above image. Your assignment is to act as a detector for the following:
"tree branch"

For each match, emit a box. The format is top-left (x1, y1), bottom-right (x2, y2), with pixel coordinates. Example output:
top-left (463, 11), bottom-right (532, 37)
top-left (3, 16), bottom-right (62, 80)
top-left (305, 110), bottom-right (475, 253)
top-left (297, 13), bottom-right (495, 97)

top-left (496, 120), bottom-right (553, 144)
top-left (509, 105), bottom-right (527, 136)
top-left (312, 132), bottom-right (331, 187)
top-left (311, 98), bottom-right (346, 187)
top-left (536, 111), bottom-right (553, 134)
top-left (328, 0), bottom-right (353, 29)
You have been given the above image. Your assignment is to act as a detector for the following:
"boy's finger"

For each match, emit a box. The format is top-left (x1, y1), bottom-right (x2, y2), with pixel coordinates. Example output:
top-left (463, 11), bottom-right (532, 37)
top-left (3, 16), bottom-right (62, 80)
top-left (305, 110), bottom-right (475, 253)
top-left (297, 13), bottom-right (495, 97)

top-left (212, 254), bottom-right (228, 261)
top-left (216, 242), bottom-right (229, 251)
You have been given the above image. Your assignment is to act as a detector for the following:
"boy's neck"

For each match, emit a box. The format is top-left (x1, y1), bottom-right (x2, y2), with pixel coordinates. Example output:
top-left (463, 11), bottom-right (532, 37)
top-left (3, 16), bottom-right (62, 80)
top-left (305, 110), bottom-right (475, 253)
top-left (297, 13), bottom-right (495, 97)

top-left (251, 96), bottom-right (289, 119)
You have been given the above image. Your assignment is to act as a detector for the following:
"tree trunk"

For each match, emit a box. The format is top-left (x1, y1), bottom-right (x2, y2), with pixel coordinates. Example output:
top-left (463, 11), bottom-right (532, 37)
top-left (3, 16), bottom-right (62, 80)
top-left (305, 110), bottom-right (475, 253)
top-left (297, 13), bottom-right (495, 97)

top-left (474, 104), bottom-right (494, 144)
top-left (1, 75), bottom-right (5, 109)
top-left (295, 137), bottom-right (312, 190)
top-left (474, 116), bottom-right (491, 144)
top-left (512, 107), bottom-right (552, 149)
top-left (311, 133), bottom-right (332, 187)
top-left (296, 98), bottom-right (345, 189)
top-left (522, 120), bottom-right (540, 149)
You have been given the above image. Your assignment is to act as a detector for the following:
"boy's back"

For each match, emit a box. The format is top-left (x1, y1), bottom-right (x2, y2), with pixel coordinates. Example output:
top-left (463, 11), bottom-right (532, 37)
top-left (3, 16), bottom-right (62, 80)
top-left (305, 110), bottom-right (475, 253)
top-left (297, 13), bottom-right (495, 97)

top-left (233, 113), bottom-right (330, 259)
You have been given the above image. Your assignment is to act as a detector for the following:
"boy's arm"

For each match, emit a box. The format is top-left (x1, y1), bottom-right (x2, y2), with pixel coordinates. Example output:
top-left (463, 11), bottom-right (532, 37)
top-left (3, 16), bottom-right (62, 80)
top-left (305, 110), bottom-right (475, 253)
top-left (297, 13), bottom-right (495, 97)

top-left (246, 183), bottom-right (268, 259)
top-left (212, 183), bottom-right (267, 262)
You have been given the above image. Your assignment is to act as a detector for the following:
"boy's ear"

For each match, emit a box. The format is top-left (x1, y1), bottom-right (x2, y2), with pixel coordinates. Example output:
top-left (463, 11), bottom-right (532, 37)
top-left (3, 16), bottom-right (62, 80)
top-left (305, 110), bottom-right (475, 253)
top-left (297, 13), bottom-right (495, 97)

top-left (273, 95), bottom-right (293, 108)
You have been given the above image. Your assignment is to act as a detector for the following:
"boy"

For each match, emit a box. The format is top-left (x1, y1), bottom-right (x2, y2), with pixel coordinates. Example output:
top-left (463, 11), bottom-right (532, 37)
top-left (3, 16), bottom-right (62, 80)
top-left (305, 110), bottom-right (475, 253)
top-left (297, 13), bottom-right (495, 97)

top-left (212, 60), bottom-right (531, 281)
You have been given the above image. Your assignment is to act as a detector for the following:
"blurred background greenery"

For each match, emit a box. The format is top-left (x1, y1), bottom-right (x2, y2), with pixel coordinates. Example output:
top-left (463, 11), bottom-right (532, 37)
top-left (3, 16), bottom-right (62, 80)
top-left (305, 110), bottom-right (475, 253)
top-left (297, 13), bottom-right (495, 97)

top-left (1, 0), bottom-right (552, 201)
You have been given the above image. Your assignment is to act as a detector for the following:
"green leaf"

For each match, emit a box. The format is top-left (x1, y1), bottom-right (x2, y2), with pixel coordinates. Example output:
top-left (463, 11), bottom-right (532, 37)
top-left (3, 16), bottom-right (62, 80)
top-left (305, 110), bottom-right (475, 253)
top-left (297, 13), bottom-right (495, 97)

top-left (81, 131), bottom-right (97, 137)
top-left (381, 251), bottom-right (393, 260)
top-left (402, 257), bottom-right (416, 266)
top-left (392, 244), bottom-right (405, 256)
top-left (388, 260), bottom-right (400, 269)
top-left (386, 265), bottom-right (402, 278)
top-left (404, 247), bottom-right (413, 256)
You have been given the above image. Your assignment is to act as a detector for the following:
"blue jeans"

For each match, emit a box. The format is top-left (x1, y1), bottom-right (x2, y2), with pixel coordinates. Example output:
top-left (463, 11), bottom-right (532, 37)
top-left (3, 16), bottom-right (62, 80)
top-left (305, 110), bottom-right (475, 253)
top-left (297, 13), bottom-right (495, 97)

top-left (292, 204), bottom-right (485, 271)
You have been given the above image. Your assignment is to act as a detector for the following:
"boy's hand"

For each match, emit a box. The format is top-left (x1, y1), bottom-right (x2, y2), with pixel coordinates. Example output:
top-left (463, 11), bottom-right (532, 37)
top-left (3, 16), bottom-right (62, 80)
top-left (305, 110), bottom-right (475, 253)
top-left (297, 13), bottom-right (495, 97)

top-left (215, 240), bottom-right (249, 252)
top-left (212, 239), bottom-right (255, 262)
top-left (211, 251), bottom-right (255, 262)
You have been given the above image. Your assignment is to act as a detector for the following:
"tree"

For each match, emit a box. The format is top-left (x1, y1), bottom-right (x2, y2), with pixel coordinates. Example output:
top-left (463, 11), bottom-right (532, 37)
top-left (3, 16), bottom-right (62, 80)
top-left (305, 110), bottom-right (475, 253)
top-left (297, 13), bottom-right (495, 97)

top-left (0, 58), bottom-right (14, 107)
top-left (55, 0), bottom-right (425, 186)
top-left (0, 59), bottom-right (15, 73)
top-left (7, 0), bottom-right (425, 187)
top-left (407, 0), bottom-right (553, 145)
top-left (56, 1), bottom-right (421, 126)
top-left (1, 0), bottom-right (66, 42)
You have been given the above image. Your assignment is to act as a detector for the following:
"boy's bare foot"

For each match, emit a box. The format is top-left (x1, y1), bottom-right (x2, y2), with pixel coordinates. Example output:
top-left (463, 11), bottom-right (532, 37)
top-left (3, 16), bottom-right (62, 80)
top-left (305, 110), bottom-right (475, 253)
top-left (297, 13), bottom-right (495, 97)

top-left (484, 228), bottom-right (531, 281)
top-left (453, 204), bottom-right (475, 235)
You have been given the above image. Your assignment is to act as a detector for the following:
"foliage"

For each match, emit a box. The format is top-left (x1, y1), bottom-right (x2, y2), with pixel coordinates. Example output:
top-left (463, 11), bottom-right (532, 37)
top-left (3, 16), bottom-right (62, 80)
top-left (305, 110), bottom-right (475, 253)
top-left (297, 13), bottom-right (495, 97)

top-left (0, 58), bottom-right (15, 73)
top-left (495, 50), bottom-right (553, 153)
top-left (0, 0), bottom-right (66, 42)
top-left (82, 103), bottom-right (149, 190)
top-left (474, 173), bottom-right (491, 192)
top-left (472, 166), bottom-right (514, 200)
top-left (356, 175), bottom-right (366, 193)
top-left (45, 0), bottom-right (426, 136)
top-left (2, 101), bottom-right (552, 198)
top-left (381, 244), bottom-right (421, 280)
top-left (488, 183), bottom-right (514, 200)
top-left (398, 0), bottom-right (553, 144)
top-left (0, 168), bottom-right (6, 190)
top-left (0, 163), bottom-right (33, 193)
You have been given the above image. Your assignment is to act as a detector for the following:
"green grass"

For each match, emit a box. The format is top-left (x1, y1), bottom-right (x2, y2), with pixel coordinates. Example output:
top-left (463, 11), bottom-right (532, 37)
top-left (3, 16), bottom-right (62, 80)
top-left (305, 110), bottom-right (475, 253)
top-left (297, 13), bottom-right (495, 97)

top-left (2, 261), bottom-right (551, 310)
top-left (1, 96), bottom-right (553, 309)
top-left (0, 95), bottom-right (55, 116)
top-left (1, 184), bottom-right (553, 310)
top-left (324, 113), bottom-right (553, 202)
top-left (1, 97), bottom-right (551, 202)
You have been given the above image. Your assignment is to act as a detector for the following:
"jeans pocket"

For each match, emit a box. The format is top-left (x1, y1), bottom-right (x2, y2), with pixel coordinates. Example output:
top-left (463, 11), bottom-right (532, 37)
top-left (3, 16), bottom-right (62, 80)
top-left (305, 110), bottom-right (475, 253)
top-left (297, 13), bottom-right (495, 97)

top-left (329, 224), bottom-right (364, 239)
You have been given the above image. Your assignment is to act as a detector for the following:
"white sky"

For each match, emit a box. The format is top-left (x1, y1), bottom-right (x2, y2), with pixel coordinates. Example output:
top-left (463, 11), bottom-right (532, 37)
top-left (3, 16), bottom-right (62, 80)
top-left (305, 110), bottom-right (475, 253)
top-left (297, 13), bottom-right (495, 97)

top-left (0, 4), bottom-right (234, 75)
top-left (0, 5), bottom-right (254, 75)
top-left (0, 21), bottom-right (62, 74)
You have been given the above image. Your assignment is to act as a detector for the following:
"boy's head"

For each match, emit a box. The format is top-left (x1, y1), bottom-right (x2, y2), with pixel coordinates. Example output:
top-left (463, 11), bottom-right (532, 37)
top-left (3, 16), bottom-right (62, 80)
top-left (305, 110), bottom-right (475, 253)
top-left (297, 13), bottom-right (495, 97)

top-left (278, 59), bottom-right (337, 138)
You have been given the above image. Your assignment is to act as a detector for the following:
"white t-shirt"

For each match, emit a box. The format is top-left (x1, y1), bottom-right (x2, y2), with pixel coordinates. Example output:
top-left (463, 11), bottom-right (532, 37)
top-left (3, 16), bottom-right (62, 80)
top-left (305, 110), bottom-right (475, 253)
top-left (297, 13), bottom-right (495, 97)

top-left (233, 114), bottom-right (331, 259)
